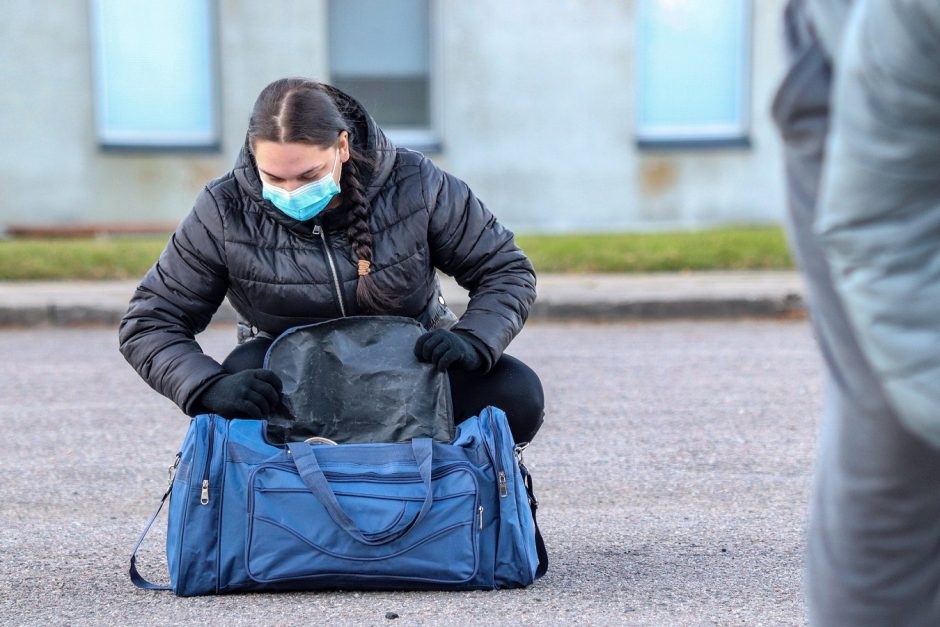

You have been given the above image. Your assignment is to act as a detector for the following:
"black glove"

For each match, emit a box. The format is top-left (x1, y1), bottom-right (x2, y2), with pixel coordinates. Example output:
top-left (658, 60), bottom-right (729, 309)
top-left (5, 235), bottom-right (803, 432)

top-left (195, 369), bottom-right (283, 419)
top-left (414, 329), bottom-right (484, 373)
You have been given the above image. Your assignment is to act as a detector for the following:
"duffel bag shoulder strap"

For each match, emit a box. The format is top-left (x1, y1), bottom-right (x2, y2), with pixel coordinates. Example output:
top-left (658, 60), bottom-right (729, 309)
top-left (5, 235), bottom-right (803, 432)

top-left (519, 462), bottom-right (548, 579)
top-left (129, 483), bottom-right (173, 591)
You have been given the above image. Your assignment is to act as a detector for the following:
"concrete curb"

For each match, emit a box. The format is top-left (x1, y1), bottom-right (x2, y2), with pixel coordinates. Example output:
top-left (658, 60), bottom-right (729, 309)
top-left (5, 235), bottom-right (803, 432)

top-left (526, 294), bottom-right (804, 321)
top-left (0, 303), bottom-right (240, 328)
top-left (0, 272), bottom-right (806, 328)
top-left (0, 297), bottom-right (805, 328)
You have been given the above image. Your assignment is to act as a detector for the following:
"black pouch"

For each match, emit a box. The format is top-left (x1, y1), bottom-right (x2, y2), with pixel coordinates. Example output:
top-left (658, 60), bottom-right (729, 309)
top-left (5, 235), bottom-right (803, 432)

top-left (262, 316), bottom-right (454, 445)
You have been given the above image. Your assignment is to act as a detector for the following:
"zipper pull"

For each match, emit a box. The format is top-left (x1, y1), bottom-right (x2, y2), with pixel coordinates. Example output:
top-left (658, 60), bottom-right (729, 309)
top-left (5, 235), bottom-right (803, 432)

top-left (313, 224), bottom-right (321, 236)
top-left (478, 506), bottom-right (484, 529)
top-left (498, 471), bottom-right (508, 497)
top-left (200, 479), bottom-right (209, 505)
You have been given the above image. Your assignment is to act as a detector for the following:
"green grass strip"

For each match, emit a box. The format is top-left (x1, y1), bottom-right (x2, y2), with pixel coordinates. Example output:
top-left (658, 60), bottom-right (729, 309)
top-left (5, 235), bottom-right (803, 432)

top-left (0, 226), bottom-right (793, 280)
top-left (516, 227), bottom-right (792, 273)
top-left (0, 236), bottom-right (170, 281)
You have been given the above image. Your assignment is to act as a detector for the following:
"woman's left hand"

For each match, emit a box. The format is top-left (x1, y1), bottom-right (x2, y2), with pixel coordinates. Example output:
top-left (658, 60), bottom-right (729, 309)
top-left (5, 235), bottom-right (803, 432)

top-left (414, 329), bottom-right (483, 372)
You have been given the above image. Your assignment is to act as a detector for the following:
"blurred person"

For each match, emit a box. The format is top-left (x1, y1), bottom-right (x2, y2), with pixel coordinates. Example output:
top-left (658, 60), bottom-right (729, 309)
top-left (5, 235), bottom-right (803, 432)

top-left (118, 78), bottom-right (543, 446)
top-left (773, 0), bottom-right (940, 624)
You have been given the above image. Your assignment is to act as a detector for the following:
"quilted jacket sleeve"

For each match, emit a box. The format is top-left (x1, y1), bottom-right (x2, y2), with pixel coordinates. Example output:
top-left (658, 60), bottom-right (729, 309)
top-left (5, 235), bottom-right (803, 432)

top-left (421, 157), bottom-right (537, 371)
top-left (816, 1), bottom-right (940, 449)
top-left (118, 187), bottom-right (230, 415)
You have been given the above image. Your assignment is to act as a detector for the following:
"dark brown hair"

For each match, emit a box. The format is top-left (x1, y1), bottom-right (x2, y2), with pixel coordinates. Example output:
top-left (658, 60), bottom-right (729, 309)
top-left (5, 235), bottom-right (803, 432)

top-left (247, 78), bottom-right (395, 314)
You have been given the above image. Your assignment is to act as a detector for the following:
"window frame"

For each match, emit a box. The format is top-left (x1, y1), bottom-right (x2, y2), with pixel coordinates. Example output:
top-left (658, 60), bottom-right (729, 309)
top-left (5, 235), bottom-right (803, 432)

top-left (326, 0), bottom-right (441, 153)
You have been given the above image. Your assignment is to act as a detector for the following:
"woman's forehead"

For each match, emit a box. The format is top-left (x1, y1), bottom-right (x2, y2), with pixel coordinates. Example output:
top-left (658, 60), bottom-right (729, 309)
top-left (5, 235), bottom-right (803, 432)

top-left (255, 140), bottom-right (333, 178)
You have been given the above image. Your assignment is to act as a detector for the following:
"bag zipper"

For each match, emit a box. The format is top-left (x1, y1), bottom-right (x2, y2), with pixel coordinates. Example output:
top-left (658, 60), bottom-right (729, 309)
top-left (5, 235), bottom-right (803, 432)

top-left (256, 462), bottom-right (468, 484)
top-left (489, 409), bottom-right (509, 497)
top-left (479, 408), bottom-right (508, 498)
top-left (200, 416), bottom-right (215, 505)
top-left (247, 462), bottom-right (474, 513)
top-left (313, 224), bottom-right (347, 317)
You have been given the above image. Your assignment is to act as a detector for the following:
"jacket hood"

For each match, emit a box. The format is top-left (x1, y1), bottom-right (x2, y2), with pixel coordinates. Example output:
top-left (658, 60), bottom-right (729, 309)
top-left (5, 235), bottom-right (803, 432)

top-left (232, 84), bottom-right (398, 231)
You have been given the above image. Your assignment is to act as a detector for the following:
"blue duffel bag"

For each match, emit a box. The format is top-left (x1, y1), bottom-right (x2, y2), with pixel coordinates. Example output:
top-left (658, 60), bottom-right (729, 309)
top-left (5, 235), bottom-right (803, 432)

top-left (130, 405), bottom-right (547, 595)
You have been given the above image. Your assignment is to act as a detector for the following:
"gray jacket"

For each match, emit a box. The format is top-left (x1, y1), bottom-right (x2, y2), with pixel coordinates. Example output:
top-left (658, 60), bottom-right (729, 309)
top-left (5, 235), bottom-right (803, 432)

top-left (816, 0), bottom-right (940, 449)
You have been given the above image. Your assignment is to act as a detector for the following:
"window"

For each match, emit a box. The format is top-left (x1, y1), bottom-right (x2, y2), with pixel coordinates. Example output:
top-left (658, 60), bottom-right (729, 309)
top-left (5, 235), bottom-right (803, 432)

top-left (635, 0), bottom-right (751, 147)
top-left (90, 0), bottom-right (219, 149)
top-left (328, 0), bottom-right (435, 149)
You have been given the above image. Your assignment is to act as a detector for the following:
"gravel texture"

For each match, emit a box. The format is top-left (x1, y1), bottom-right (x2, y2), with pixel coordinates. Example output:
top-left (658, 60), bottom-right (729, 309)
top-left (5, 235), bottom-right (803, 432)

top-left (0, 321), bottom-right (820, 625)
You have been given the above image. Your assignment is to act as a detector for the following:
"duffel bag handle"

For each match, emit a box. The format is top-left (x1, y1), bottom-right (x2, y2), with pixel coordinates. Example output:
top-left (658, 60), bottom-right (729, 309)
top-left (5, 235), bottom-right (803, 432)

top-left (286, 439), bottom-right (434, 546)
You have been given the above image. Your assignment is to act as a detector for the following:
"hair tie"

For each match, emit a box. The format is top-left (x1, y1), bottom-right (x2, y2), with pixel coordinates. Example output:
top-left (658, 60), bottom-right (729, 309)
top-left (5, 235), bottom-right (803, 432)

top-left (357, 259), bottom-right (371, 276)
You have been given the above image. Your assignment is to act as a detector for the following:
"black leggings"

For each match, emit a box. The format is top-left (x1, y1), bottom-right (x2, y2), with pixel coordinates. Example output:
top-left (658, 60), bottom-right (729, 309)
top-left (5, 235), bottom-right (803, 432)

top-left (221, 338), bottom-right (545, 444)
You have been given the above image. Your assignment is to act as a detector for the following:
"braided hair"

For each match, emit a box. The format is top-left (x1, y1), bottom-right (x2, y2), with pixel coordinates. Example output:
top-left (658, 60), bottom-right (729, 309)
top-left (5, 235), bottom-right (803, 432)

top-left (339, 152), bottom-right (398, 313)
top-left (247, 78), bottom-right (396, 314)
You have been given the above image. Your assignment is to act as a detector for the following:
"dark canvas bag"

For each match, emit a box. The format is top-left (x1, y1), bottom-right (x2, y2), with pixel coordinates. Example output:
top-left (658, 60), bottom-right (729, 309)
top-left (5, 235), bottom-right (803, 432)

top-left (262, 316), bottom-right (454, 444)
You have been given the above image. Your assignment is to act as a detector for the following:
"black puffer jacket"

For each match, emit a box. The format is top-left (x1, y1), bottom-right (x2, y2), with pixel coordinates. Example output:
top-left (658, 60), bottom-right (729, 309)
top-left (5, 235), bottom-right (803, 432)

top-left (118, 87), bottom-right (536, 416)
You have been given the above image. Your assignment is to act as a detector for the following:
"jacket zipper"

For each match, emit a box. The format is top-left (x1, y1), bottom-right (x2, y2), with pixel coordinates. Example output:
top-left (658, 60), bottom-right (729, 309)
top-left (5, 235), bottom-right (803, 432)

top-left (200, 416), bottom-right (215, 505)
top-left (313, 224), bottom-right (347, 317)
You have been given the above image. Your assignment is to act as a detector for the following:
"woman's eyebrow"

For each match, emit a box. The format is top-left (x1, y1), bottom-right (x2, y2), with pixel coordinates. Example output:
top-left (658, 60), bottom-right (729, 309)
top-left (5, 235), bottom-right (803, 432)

top-left (300, 164), bottom-right (325, 177)
top-left (260, 165), bottom-right (324, 179)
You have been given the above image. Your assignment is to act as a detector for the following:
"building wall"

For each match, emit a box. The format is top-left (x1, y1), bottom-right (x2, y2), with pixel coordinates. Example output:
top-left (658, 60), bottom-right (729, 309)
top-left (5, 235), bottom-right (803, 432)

top-left (435, 0), bottom-right (789, 233)
top-left (0, 0), bottom-right (329, 229)
top-left (0, 0), bottom-right (789, 234)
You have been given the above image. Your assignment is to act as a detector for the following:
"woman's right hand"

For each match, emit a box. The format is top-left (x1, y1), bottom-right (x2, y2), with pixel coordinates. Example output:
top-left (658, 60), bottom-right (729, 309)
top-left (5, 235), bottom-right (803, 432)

top-left (195, 369), bottom-right (283, 419)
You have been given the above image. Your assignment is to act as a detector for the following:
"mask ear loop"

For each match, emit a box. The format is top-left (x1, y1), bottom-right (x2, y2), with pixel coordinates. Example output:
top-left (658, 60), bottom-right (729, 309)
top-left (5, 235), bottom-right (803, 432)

top-left (331, 147), bottom-right (341, 173)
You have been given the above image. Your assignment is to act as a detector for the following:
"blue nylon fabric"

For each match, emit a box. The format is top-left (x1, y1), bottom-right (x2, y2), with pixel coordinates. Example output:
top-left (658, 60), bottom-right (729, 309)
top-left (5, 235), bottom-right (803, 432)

top-left (134, 406), bottom-right (540, 596)
top-left (286, 438), bottom-right (436, 545)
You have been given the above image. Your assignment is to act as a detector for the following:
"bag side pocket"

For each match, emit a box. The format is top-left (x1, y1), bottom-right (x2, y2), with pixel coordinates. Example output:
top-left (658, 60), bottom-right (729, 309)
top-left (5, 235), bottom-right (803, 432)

top-left (482, 407), bottom-right (540, 587)
top-left (169, 415), bottom-right (226, 597)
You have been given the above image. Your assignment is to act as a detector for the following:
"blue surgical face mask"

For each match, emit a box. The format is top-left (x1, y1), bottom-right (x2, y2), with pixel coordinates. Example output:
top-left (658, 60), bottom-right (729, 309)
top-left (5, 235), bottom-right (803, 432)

top-left (262, 150), bottom-right (341, 221)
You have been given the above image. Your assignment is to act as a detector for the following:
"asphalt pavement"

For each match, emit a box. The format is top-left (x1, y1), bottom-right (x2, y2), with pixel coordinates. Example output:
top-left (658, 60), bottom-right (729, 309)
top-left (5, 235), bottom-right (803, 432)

top-left (0, 320), bottom-right (820, 625)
